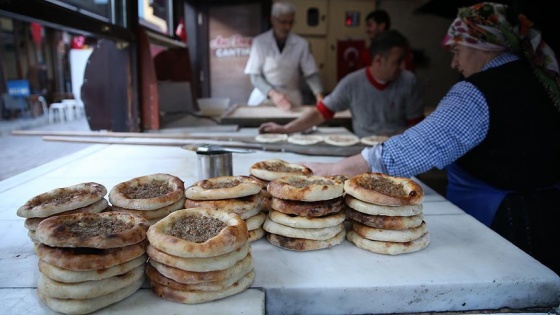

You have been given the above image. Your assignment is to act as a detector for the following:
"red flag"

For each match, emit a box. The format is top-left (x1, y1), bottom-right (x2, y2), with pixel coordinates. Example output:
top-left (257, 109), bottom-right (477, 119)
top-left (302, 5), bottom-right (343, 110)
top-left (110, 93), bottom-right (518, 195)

top-left (30, 22), bottom-right (43, 44)
top-left (175, 18), bottom-right (187, 42)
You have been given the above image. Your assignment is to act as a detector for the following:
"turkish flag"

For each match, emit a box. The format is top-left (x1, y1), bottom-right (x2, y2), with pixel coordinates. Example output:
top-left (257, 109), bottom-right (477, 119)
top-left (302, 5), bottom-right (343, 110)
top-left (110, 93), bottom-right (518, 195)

top-left (30, 22), bottom-right (43, 44)
top-left (175, 18), bottom-right (187, 42)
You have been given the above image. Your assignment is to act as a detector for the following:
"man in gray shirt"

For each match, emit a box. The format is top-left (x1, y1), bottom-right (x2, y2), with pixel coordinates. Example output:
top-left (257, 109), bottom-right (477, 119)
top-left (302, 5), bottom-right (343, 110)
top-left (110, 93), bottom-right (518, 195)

top-left (258, 30), bottom-right (424, 137)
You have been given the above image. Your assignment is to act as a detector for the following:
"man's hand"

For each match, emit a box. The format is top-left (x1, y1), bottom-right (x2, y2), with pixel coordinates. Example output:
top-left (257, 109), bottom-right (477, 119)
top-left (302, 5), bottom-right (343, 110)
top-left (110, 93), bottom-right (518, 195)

top-left (259, 122), bottom-right (288, 134)
top-left (301, 154), bottom-right (370, 176)
top-left (269, 90), bottom-right (292, 110)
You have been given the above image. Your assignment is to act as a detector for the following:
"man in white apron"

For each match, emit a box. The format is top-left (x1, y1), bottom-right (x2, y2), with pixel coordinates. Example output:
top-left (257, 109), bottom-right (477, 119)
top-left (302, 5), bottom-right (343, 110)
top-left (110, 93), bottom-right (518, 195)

top-left (244, 1), bottom-right (323, 110)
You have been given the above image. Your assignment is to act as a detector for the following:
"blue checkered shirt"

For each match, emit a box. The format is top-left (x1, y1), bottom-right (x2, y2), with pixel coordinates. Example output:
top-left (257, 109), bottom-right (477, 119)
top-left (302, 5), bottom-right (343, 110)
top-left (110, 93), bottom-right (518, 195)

top-left (362, 52), bottom-right (520, 177)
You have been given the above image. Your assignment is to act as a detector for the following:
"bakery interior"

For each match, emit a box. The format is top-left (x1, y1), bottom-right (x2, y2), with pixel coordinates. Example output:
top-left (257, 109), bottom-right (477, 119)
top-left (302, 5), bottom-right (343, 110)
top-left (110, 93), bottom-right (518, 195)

top-left (0, 0), bottom-right (559, 314)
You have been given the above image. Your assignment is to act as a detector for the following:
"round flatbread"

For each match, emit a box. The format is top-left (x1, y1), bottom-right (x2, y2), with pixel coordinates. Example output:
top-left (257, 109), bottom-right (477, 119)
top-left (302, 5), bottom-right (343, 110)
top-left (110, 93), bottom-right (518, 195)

top-left (249, 159), bottom-right (313, 181)
top-left (347, 230), bottom-right (430, 255)
top-left (267, 229), bottom-right (346, 251)
top-left (36, 240), bottom-right (147, 271)
top-left (17, 182), bottom-right (107, 218)
top-left (185, 176), bottom-right (261, 200)
top-left (255, 133), bottom-right (288, 143)
top-left (360, 135), bottom-right (389, 146)
top-left (345, 195), bottom-right (423, 216)
top-left (271, 196), bottom-right (344, 217)
top-left (352, 221), bottom-right (428, 242)
top-left (263, 219), bottom-right (344, 241)
top-left (38, 254), bottom-right (147, 283)
top-left (109, 173), bottom-right (185, 211)
top-left (184, 193), bottom-right (262, 215)
top-left (38, 264), bottom-right (145, 299)
top-left (38, 276), bottom-right (143, 315)
top-left (146, 263), bottom-right (254, 292)
top-left (35, 211), bottom-right (149, 249)
top-left (267, 175), bottom-right (344, 202)
top-left (24, 198), bottom-right (109, 231)
top-left (147, 243), bottom-right (250, 272)
top-left (344, 172), bottom-right (424, 206)
top-left (287, 134), bottom-right (324, 145)
top-left (246, 211), bottom-right (266, 230)
top-left (248, 227), bottom-right (265, 242)
top-left (149, 253), bottom-right (252, 285)
top-left (346, 207), bottom-right (424, 229)
top-left (323, 134), bottom-right (360, 146)
top-left (112, 197), bottom-right (185, 220)
top-left (150, 269), bottom-right (255, 304)
top-left (147, 208), bottom-right (248, 258)
top-left (268, 209), bottom-right (345, 229)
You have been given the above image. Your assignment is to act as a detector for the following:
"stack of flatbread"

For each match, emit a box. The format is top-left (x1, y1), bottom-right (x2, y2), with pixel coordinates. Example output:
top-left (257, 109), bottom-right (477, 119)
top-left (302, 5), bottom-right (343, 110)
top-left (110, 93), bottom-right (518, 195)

top-left (146, 208), bottom-right (255, 304)
top-left (16, 182), bottom-right (110, 249)
top-left (184, 175), bottom-right (265, 242)
top-left (109, 173), bottom-right (186, 226)
top-left (34, 211), bottom-right (149, 314)
top-left (344, 172), bottom-right (430, 255)
top-left (263, 175), bottom-right (347, 251)
top-left (249, 159), bottom-right (313, 213)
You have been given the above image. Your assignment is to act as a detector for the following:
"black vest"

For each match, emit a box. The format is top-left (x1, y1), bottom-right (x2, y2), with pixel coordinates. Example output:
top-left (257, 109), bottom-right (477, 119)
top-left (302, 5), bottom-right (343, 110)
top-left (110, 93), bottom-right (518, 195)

top-left (457, 59), bottom-right (560, 190)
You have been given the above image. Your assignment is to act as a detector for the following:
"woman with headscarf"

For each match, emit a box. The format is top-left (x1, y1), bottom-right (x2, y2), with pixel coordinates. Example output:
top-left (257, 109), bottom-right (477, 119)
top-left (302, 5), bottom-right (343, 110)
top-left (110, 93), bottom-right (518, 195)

top-left (301, 2), bottom-right (560, 274)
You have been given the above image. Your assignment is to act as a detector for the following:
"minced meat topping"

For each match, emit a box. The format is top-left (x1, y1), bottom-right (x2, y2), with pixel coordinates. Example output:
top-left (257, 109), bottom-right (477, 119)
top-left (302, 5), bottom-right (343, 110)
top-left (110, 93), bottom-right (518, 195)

top-left (264, 163), bottom-right (300, 172)
top-left (358, 177), bottom-right (406, 197)
top-left (200, 179), bottom-right (240, 189)
top-left (123, 180), bottom-right (172, 199)
top-left (167, 214), bottom-right (226, 243)
top-left (61, 217), bottom-right (133, 237)
top-left (289, 179), bottom-right (330, 188)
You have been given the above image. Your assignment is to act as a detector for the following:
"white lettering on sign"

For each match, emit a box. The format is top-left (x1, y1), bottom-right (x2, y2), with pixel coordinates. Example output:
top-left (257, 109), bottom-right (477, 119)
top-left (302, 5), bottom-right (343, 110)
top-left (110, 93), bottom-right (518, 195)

top-left (210, 34), bottom-right (253, 58)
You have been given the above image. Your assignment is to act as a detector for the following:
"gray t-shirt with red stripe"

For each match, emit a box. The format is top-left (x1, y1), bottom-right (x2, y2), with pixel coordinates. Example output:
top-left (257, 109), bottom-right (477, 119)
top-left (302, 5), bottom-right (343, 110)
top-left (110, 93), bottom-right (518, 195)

top-left (322, 68), bottom-right (424, 137)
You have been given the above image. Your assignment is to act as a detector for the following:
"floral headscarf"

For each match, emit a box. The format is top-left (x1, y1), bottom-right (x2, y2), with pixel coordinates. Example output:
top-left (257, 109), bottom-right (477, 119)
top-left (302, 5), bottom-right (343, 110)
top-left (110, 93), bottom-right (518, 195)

top-left (442, 2), bottom-right (560, 110)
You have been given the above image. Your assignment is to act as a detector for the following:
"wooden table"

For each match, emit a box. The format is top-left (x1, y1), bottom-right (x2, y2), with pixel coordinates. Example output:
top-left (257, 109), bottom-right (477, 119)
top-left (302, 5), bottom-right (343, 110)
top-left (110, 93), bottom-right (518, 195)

top-left (220, 104), bottom-right (352, 129)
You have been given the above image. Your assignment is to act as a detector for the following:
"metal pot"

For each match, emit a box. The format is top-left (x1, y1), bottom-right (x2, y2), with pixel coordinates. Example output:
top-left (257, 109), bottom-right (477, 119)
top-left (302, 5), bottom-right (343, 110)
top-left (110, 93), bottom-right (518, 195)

top-left (196, 151), bottom-right (233, 180)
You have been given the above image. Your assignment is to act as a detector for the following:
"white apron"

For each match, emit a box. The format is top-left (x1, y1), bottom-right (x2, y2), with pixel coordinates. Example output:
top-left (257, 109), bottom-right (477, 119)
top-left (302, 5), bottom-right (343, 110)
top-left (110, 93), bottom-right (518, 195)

top-left (247, 55), bottom-right (302, 106)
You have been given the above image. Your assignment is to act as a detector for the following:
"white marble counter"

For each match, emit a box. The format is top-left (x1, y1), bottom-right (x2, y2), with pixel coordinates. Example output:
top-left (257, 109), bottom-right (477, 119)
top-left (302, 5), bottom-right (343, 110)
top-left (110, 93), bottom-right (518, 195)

top-left (0, 143), bottom-right (558, 314)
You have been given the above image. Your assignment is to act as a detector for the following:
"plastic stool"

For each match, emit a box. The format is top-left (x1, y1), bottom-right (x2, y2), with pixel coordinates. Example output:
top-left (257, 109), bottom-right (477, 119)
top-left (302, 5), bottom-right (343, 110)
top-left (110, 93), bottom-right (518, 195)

top-left (48, 103), bottom-right (66, 123)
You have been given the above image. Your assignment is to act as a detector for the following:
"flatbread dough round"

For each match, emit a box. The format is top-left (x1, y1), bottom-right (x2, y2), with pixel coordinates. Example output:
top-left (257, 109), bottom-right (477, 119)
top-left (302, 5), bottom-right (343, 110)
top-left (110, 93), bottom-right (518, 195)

top-left (25, 198), bottom-right (109, 231)
top-left (36, 240), bottom-right (147, 271)
top-left (150, 268), bottom-right (255, 304)
top-left (112, 197), bottom-right (185, 220)
top-left (345, 195), bottom-right (423, 216)
top-left (271, 196), bottom-right (344, 217)
top-left (147, 208), bottom-right (248, 258)
top-left (185, 176), bottom-right (261, 200)
top-left (249, 159), bottom-right (313, 181)
top-left (263, 219), bottom-right (344, 241)
top-left (37, 275), bottom-right (143, 315)
top-left (323, 134), bottom-right (360, 146)
top-left (248, 227), bottom-right (265, 242)
top-left (38, 254), bottom-right (147, 283)
top-left (246, 211), bottom-right (266, 230)
top-left (268, 209), bottom-right (345, 229)
top-left (255, 133), bottom-right (288, 143)
top-left (346, 207), bottom-right (423, 229)
top-left (267, 175), bottom-right (344, 202)
top-left (347, 230), bottom-right (430, 255)
top-left (146, 243), bottom-right (250, 272)
top-left (360, 135), bottom-right (389, 145)
top-left (35, 211), bottom-right (149, 249)
top-left (344, 172), bottom-right (424, 206)
top-left (352, 221), bottom-right (428, 242)
top-left (109, 173), bottom-right (185, 211)
top-left (38, 264), bottom-right (145, 299)
top-left (147, 263), bottom-right (254, 292)
top-left (149, 253), bottom-right (252, 285)
top-left (287, 134), bottom-right (324, 145)
top-left (266, 229), bottom-right (346, 251)
top-left (184, 193), bottom-right (262, 215)
top-left (17, 182), bottom-right (107, 218)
